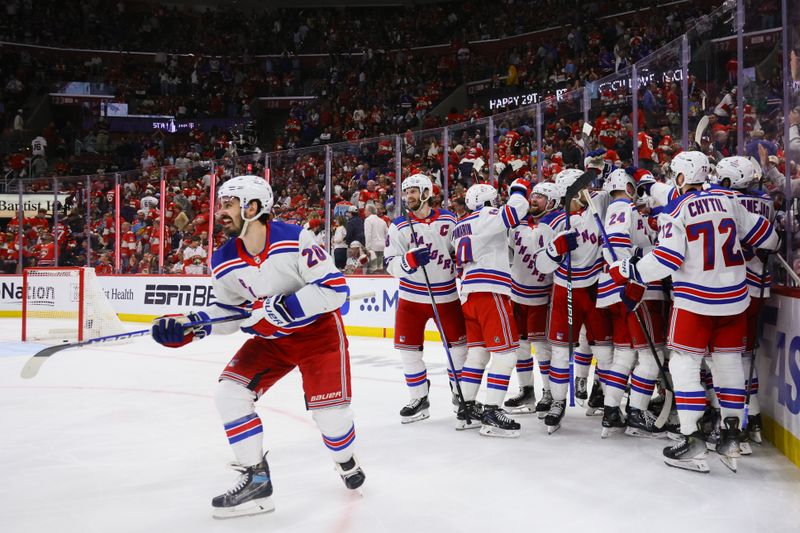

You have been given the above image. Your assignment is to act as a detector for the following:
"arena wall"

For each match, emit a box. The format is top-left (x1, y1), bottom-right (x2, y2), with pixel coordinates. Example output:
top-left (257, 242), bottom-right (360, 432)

top-left (2, 273), bottom-right (798, 467)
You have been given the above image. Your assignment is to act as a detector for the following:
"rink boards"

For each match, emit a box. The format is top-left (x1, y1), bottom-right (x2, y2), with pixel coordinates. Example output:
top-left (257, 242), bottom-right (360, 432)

top-left (1, 273), bottom-right (799, 467)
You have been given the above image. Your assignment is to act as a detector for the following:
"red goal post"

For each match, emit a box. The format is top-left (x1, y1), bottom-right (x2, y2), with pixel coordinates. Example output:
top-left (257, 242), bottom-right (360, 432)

top-left (22, 267), bottom-right (126, 343)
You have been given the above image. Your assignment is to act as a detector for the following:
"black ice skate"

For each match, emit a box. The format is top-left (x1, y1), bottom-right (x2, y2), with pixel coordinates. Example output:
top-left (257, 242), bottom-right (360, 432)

top-left (585, 379), bottom-right (604, 416)
top-left (601, 406), bottom-right (625, 439)
top-left (716, 417), bottom-right (742, 473)
top-left (544, 399), bottom-right (566, 434)
top-left (575, 377), bottom-right (588, 406)
top-left (535, 389), bottom-right (553, 419)
top-left (449, 382), bottom-right (461, 414)
top-left (700, 407), bottom-right (722, 451)
top-left (746, 413), bottom-right (762, 444)
top-left (503, 385), bottom-right (536, 415)
top-left (480, 405), bottom-right (521, 438)
top-left (455, 400), bottom-right (483, 430)
top-left (336, 455), bottom-right (366, 491)
top-left (698, 406), bottom-right (719, 436)
top-left (212, 455), bottom-right (275, 519)
top-left (663, 431), bottom-right (710, 473)
top-left (625, 407), bottom-right (667, 439)
top-left (400, 396), bottom-right (430, 424)
top-left (665, 410), bottom-right (682, 441)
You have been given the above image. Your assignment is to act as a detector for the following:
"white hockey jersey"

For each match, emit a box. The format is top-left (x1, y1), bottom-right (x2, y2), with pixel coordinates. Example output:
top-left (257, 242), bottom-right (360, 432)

top-left (509, 218), bottom-right (553, 306)
top-left (596, 198), bottom-right (662, 307)
top-left (452, 194), bottom-right (529, 301)
top-left (735, 189), bottom-right (775, 298)
top-left (634, 187), bottom-right (778, 316)
top-left (384, 209), bottom-right (459, 304)
top-left (649, 181), bottom-right (681, 208)
top-left (204, 221), bottom-right (349, 339)
top-left (536, 191), bottom-right (609, 289)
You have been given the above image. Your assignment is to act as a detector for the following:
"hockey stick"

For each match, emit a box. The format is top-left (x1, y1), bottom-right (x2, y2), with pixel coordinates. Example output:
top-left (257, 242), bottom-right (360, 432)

top-left (742, 177), bottom-right (772, 431)
top-left (773, 251), bottom-right (800, 285)
top-left (742, 257), bottom-right (768, 431)
top-left (349, 292), bottom-right (376, 301)
top-left (581, 190), bottom-right (673, 429)
top-left (563, 172), bottom-right (595, 407)
top-left (402, 201), bottom-right (470, 422)
top-left (20, 313), bottom-right (248, 379)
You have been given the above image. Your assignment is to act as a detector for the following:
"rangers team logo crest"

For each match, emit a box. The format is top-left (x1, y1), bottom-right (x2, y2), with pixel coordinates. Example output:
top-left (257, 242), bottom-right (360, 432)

top-left (494, 336), bottom-right (500, 343)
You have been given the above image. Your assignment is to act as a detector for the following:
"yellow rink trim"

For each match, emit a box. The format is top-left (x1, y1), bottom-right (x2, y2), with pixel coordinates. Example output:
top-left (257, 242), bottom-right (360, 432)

top-left (762, 415), bottom-right (800, 469)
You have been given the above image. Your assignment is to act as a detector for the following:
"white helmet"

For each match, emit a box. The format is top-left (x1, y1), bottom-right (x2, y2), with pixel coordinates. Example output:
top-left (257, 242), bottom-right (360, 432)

top-left (554, 168), bottom-right (586, 199)
top-left (716, 156), bottom-right (756, 189)
top-left (402, 173), bottom-right (433, 201)
top-left (669, 151), bottom-right (709, 186)
top-left (603, 168), bottom-right (636, 197)
top-left (217, 175), bottom-right (273, 221)
top-left (531, 182), bottom-right (562, 212)
top-left (465, 183), bottom-right (498, 211)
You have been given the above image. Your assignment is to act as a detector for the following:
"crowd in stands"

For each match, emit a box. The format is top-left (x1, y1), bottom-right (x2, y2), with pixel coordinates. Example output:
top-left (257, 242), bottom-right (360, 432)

top-left (1, 0), bottom-right (798, 279)
top-left (2, 0), bottom-right (718, 154)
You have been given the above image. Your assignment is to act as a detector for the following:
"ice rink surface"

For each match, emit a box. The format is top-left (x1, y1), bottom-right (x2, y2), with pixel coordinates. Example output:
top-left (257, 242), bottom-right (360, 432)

top-left (1, 319), bottom-right (799, 533)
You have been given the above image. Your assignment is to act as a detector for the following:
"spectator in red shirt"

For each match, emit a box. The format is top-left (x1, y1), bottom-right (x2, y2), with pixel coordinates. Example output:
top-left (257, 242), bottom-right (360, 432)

top-left (95, 253), bottom-right (113, 275)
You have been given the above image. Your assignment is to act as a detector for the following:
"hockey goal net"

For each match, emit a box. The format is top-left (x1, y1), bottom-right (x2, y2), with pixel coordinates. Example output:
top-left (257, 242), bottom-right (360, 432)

top-left (22, 267), bottom-right (127, 342)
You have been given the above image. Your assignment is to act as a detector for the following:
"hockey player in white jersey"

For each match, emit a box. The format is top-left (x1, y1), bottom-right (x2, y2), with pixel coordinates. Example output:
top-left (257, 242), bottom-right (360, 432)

top-left (535, 169), bottom-right (613, 434)
top-left (504, 182), bottom-right (559, 415)
top-left (609, 151), bottom-right (778, 472)
top-left (384, 173), bottom-right (467, 423)
top-left (151, 175), bottom-right (364, 518)
top-left (716, 156), bottom-right (775, 444)
top-left (594, 168), bottom-right (667, 438)
top-left (451, 180), bottom-right (531, 437)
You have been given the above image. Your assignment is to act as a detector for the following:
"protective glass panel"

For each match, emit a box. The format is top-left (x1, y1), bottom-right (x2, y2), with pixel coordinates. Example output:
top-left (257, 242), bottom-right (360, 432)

top-left (686, 3), bottom-right (737, 156)
top-left (447, 116), bottom-right (490, 191)
top-left (540, 87), bottom-right (586, 181)
top-left (635, 37), bottom-right (684, 172)
top-left (587, 65), bottom-right (634, 180)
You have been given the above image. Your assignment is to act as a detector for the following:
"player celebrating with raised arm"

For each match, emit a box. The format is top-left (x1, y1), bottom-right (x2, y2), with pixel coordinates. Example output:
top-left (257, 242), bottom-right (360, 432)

top-left (504, 182), bottom-right (561, 415)
top-left (451, 179), bottom-right (531, 437)
top-left (608, 152), bottom-right (778, 473)
top-left (150, 175), bottom-right (364, 519)
top-left (384, 173), bottom-right (467, 423)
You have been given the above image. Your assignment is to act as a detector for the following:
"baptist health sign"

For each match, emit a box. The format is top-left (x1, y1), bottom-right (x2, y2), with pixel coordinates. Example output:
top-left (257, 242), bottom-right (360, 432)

top-left (758, 288), bottom-right (800, 468)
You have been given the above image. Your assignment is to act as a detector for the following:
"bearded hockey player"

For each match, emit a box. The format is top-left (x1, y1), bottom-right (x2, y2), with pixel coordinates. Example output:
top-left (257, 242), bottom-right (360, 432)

top-left (151, 175), bottom-right (364, 518)
top-left (384, 173), bottom-right (466, 423)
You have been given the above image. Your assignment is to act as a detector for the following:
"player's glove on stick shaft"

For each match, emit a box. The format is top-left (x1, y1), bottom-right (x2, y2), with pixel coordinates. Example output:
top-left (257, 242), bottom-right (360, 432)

top-left (152, 312), bottom-right (211, 348)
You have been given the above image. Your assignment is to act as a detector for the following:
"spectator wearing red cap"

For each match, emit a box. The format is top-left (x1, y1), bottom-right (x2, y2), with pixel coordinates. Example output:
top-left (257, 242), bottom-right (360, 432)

top-left (306, 218), bottom-right (325, 247)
